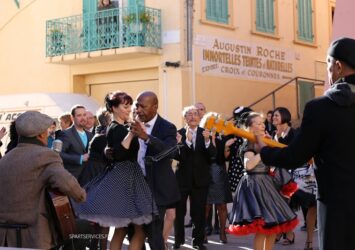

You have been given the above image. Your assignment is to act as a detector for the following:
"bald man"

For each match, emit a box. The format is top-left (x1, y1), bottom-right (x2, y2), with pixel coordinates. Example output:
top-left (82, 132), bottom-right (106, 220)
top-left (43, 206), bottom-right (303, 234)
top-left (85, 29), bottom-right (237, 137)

top-left (130, 91), bottom-right (180, 250)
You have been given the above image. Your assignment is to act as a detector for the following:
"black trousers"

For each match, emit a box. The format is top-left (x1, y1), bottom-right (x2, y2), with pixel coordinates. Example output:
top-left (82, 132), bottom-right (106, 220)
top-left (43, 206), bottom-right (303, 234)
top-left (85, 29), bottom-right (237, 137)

top-left (174, 186), bottom-right (208, 246)
top-left (145, 205), bottom-right (166, 250)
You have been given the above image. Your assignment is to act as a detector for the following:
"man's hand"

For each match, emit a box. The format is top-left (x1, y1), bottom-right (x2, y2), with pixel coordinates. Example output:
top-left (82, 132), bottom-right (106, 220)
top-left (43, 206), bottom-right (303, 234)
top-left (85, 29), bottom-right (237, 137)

top-left (0, 127), bottom-right (7, 140)
top-left (186, 128), bottom-right (193, 142)
top-left (176, 132), bottom-right (182, 144)
top-left (75, 190), bottom-right (87, 203)
top-left (130, 120), bottom-right (148, 141)
top-left (82, 153), bottom-right (89, 162)
top-left (202, 129), bottom-right (210, 143)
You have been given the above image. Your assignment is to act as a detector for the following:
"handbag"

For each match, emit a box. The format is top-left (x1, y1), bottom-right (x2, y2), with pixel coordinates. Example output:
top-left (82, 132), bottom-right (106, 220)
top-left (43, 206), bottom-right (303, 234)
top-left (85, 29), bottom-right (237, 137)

top-left (292, 164), bottom-right (317, 195)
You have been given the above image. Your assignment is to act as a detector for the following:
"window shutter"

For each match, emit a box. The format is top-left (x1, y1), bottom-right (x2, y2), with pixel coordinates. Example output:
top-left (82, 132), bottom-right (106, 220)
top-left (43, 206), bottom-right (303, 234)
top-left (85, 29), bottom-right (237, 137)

top-left (256, 0), bottom-right (275, 34)
top-left (206, 0), bottom-right (229, 24)
top-left (219, 0), bottom-right (229, 24)
top-left (206, 0), bottom-right (216, 22)
top-left (298, 0), bottom-right (314, 42)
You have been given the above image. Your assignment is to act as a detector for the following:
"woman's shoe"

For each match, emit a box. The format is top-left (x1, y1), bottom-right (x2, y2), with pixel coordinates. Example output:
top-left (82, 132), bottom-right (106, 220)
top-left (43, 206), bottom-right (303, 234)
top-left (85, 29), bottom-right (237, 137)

top-left (282, 232), bottom-right (295, 245)
top-left (275, 233), bottom-right (283, 243)
top-left (219, 232), bottom-right (227, 244)
top-left (203, 235), bottom-right (208, 244)
top-left (304, 241), bottom-right (313, 250)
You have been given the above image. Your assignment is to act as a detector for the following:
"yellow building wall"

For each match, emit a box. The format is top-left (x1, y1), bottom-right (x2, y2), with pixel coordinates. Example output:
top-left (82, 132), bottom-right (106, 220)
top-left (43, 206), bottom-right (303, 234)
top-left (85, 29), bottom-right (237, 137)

top-left (0, 0), bottom-right (84, 94)
top-left (0, 0), bottom-right (333, 128)
top-left (191, 0), bottom-right (332, 120)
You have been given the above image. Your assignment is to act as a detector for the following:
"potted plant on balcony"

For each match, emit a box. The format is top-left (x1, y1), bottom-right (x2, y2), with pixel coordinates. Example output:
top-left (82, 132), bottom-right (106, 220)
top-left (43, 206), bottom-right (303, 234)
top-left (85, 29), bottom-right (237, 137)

top-left (123, 11), bottom-right (153, 46)
top-left (48, 29), bottom-right (65, 56)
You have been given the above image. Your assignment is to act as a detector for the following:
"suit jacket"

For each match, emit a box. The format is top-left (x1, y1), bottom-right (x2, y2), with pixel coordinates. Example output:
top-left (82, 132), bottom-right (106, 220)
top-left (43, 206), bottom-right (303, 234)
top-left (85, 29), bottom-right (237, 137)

top-left (175, 127), bottom-right (216, 190)
top-left (0, 139), bottom-right (85, 249)
top-left (260, 76), bottom-right (355, 250)
top-left (58, 125), bottom-right (93, 179)
top-left (144, 115), bottom-right (180, 207)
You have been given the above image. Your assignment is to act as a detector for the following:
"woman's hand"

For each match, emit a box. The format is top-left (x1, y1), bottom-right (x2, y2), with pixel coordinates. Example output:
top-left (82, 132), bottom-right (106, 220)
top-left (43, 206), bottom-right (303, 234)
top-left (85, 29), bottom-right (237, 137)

top-left (225, 137), bottom-right (237, 147)
top-left (130, 120), bottom-right (148, 141)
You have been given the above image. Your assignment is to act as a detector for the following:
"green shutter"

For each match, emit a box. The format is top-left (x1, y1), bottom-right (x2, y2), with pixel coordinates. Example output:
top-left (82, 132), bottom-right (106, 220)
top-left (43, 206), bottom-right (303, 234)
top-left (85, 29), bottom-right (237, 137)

top-left (128, 0), bottom-right (144, 8)
top-left (219, 0), bottom-right (229, 24)
top-left (14, 0), bottom-right (20, 8)
top-left (206, 0), bottom-right (229, 24)
top-left (83, 0), bottom-right (100, 51)
top-left (297, 0), bottom-right (314, 42)
top-left (256, 0), bottom-right (275, 34)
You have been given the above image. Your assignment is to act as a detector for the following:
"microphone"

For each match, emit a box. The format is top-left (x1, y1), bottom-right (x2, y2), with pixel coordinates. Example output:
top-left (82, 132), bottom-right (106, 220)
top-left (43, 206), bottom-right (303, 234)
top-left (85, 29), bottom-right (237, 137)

top-left (52, 139), bottom-right (63, 153)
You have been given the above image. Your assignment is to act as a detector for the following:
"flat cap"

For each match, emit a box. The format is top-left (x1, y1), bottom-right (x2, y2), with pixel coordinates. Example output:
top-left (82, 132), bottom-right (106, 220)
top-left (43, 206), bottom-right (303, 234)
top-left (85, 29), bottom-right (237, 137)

top-left (16, 111), bottom-right (54, 137)
top-left (328, 37), bottom-right (355, 69)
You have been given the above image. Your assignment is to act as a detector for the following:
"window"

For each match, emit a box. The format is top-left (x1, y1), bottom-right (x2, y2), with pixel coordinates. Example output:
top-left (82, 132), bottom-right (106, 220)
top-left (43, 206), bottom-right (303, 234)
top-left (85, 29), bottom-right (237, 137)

top-left (295, 0), bottom-right (315, 44)
top-left (206, 0), bottom-right (229, 24)
top-left (255, 0), bottom-right (275, 34)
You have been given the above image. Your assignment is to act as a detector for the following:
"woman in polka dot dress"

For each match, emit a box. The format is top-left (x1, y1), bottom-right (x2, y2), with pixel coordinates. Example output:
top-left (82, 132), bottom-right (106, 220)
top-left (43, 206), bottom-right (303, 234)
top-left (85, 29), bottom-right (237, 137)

top-left (74, 91), bottom-right (157, 249)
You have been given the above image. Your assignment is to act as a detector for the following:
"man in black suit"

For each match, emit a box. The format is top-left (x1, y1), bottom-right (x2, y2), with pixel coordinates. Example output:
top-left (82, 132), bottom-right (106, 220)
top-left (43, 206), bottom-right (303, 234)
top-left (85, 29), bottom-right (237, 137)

top-left (130, 91), bottom-right (180, 250)
top-left (58, 105), bottom-right (93, 180)
top-left (174, 106), bottom-right (216, 250)
top-left (257, 37), bottom-right (355, 250)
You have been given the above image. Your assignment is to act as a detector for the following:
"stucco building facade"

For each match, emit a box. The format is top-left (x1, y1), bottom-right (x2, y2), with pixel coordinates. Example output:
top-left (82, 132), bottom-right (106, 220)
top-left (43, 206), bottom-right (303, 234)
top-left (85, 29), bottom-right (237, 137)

top-left (0, 0), bottom-right (337, 127)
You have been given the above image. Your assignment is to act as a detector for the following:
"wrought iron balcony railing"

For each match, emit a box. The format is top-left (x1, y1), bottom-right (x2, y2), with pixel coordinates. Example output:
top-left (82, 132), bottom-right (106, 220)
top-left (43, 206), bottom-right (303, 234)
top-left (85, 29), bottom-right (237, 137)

top-left (46, 6), bottom-right (161, 57)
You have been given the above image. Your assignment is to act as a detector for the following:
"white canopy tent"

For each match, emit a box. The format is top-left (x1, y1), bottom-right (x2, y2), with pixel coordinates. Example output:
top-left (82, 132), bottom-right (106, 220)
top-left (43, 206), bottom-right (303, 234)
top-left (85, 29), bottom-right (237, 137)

top-left (0, 93), bottom-right (100, 154)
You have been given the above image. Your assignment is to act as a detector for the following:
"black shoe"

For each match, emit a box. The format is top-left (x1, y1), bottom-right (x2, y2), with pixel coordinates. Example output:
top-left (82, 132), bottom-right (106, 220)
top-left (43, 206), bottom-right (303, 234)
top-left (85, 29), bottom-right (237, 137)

top-left (213, 227), bottom-right (220, 235)
top-left (205, 226), bottom-right (212, 236)
top-left (192, 244), bottom-right (207, 250)
top-left (173, 243), bottom-right (181, 249)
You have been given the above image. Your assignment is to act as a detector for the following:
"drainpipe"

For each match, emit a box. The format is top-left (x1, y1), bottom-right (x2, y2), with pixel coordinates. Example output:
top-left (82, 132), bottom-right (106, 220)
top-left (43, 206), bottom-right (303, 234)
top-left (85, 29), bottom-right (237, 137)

top-left (163, 69), bottom-right (168, 118)
top-left (187, 0), bottom-right (195, 103)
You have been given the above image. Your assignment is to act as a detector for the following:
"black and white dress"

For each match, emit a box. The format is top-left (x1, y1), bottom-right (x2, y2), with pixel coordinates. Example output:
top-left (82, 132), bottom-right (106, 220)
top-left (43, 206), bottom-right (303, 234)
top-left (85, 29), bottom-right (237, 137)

top-left (73, 121), bottom-right (157, 227)
top-left (227, 136), bottom-right (245, 192)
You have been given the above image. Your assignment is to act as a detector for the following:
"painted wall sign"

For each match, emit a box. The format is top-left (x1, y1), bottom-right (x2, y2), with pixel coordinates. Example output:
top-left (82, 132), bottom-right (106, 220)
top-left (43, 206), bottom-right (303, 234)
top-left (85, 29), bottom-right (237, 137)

top-left (196, 35), bottom-right (295, 82)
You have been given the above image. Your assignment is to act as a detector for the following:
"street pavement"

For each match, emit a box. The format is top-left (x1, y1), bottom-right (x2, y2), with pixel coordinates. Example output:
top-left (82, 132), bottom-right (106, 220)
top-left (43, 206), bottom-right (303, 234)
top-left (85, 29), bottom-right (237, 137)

top-left (121, 210), bottom-right (319, 250)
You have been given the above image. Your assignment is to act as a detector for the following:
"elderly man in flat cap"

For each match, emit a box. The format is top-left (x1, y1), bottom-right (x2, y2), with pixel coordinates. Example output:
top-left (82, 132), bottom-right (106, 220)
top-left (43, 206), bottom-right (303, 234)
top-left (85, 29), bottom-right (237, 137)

top-left (255, 37), bottom-right (355, 250)
top-left (0, 111), bottom-right (86, 249)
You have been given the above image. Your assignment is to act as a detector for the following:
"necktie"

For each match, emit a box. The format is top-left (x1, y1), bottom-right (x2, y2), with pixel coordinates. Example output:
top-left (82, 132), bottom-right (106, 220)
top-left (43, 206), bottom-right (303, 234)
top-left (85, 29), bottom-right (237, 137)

top-left (192, 130), bottom-right (196, 149)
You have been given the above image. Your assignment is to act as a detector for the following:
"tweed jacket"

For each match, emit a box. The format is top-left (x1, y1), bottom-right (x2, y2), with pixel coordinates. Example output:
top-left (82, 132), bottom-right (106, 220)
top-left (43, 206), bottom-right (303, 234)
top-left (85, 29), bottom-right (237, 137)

top-left (0, 140), bottom-right (85, 249)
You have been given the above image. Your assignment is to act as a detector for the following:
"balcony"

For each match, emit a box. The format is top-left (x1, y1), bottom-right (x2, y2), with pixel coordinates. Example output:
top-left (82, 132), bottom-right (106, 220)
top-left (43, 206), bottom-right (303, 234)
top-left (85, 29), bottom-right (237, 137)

top-left (46, 6), bottom-right (161, 62)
